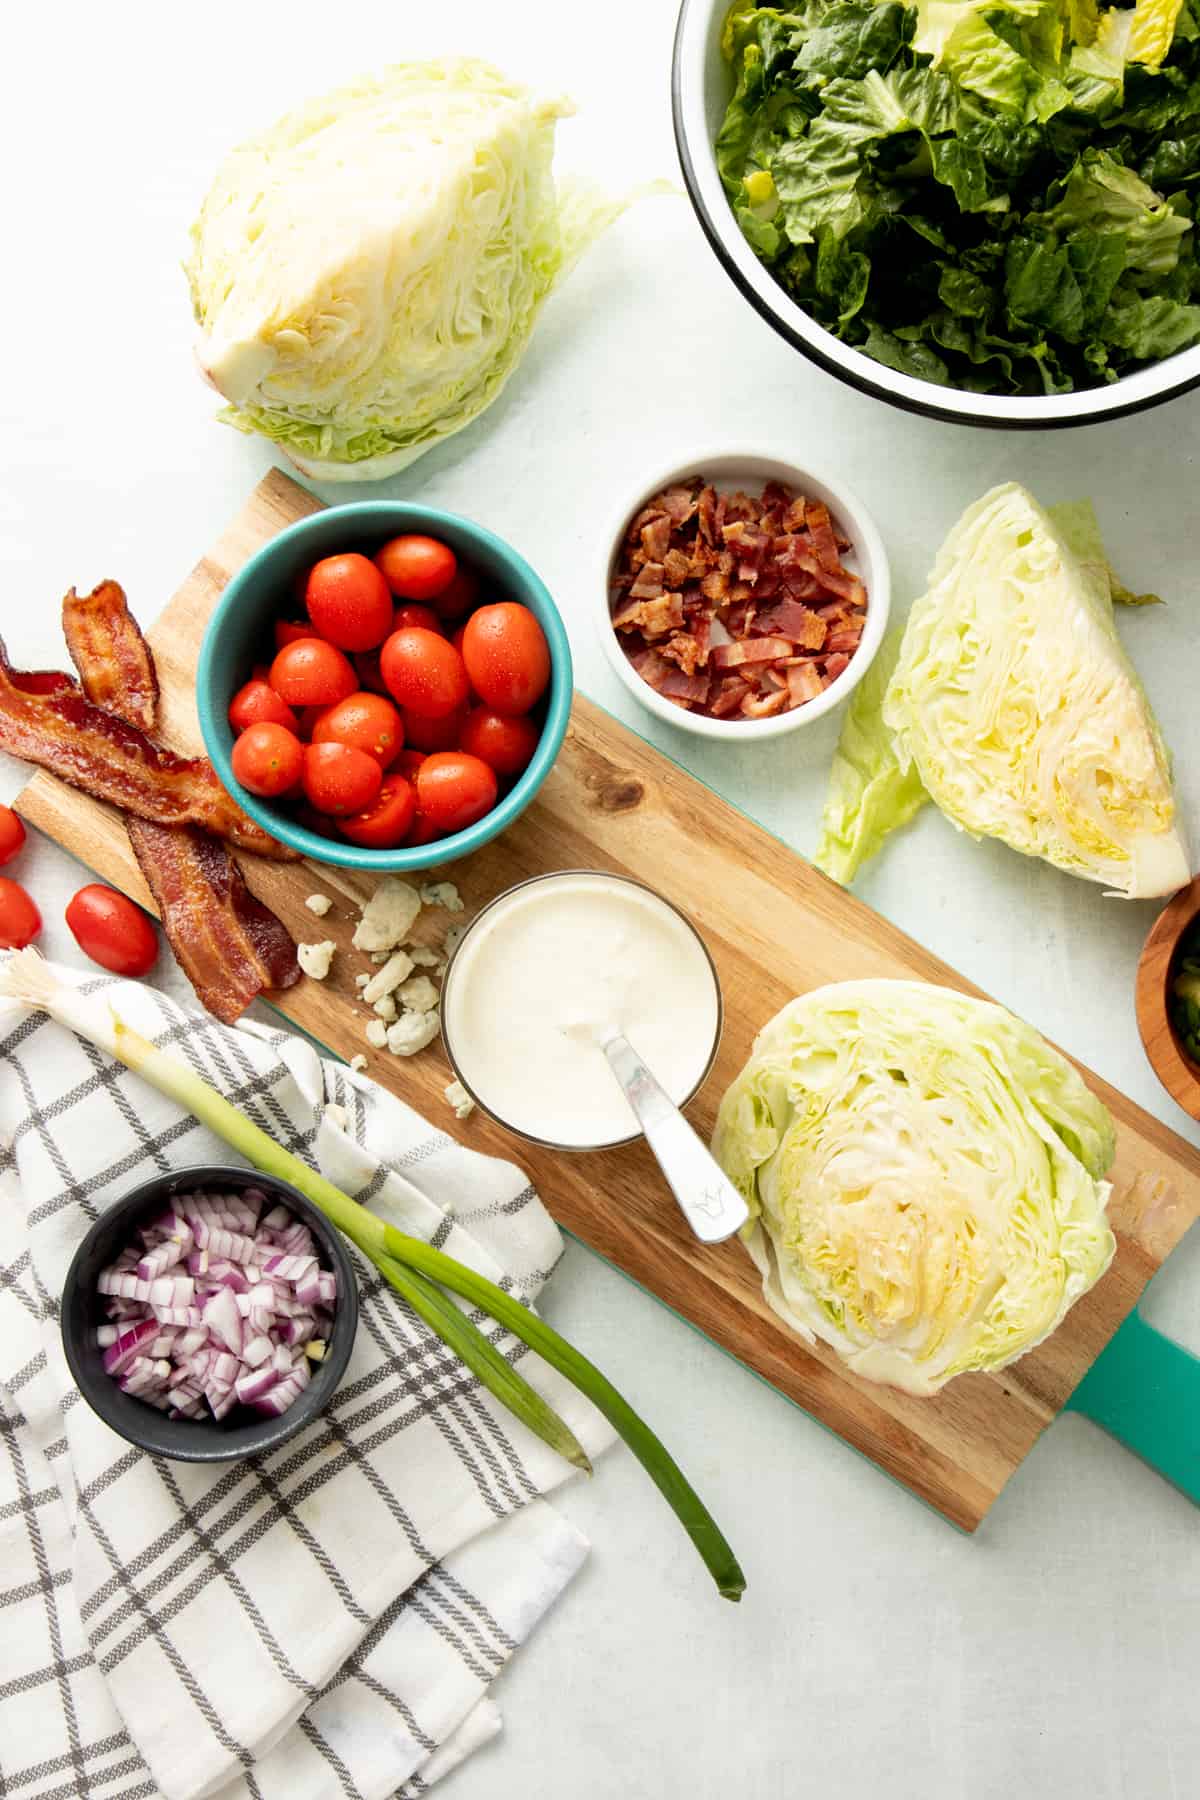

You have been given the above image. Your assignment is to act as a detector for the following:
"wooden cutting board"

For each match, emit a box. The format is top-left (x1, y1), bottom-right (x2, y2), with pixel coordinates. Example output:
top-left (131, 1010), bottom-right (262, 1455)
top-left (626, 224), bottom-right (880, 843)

top-left (17, 469), bottom-right (1200, 1532)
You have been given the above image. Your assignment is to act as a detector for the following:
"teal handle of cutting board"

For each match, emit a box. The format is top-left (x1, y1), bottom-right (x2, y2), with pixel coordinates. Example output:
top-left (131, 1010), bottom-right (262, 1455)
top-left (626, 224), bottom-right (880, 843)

top-left (1067, 1308), bottom-right (1200, 1505)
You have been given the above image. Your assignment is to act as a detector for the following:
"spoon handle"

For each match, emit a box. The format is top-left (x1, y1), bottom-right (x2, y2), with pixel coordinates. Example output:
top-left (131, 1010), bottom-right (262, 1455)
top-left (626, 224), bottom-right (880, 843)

top-left (600, 1031), bottom-right (749, 1245)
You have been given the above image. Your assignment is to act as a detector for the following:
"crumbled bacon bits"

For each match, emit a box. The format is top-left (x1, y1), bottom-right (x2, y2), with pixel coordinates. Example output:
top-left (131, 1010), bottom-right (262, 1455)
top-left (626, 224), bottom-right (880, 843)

top-left (610, 478), bottom-right (867, 720)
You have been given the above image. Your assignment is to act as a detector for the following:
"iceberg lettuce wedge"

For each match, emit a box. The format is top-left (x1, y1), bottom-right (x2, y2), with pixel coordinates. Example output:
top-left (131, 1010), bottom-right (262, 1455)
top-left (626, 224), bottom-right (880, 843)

top-left (713, 979), bottom-right (1116, 1395)
top-left (815, 483), bottom-right (1186, 896)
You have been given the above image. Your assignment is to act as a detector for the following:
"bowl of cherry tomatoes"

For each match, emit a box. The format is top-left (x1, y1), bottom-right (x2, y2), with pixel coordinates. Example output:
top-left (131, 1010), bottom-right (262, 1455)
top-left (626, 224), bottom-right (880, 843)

top-left (196, 504), bottom-right (573, 870)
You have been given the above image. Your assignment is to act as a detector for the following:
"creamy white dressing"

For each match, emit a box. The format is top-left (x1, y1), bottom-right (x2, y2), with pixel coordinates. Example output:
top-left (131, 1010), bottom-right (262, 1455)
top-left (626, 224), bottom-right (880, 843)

top-left (442, 873), bottom-right (721, 1148)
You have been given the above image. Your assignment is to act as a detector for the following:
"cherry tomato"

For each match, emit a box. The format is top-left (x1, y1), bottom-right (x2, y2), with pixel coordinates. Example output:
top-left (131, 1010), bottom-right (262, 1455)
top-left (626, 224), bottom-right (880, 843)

top-left (0, 804), bottom-right (26, 867)
top-left (293, 698), bottom-right (325, 734)
top-left (462, 604), bottom-right (551, 715)
top-left (338, 778), bottom-right (418, 848)
top-left (459, 708), bottom-right (541, 777)
top-left (352, 648), bottom-right (389, 697)
top-left (274, 618), bottom-right (311, 650)
top-left (401, 704), bottom-right (467, 752)
top-left (416, 752), bottom-right (498, 835)
top-left (403, 807), bottom-right (442, 847)
top-left (228, 679), bottom-right (299, 736)
top-left (301, 742), bottom-right (383, 817)
top-left (231, 722), bottom-right (304, 798)
top-left (432, 565), bottom-right (480, 621)
top-left (392, 602), bottom-right (443, 635)
top-left (312, 692), bottom-right (403, 768)
top-left (380, 628), bottom-right (469, 720)
top-left (374, 535), bottom-right (457, 602)
top-left (393, 749), bottom-right (428, 781)
top-left (305, 553), bottom-right (394, 651)
top-left (269, 638), bottom-right (357, 708)
top-left (65, 884), bottom-right (157, 976)
top-left (450, 622), bottom-right (468, 655)
top-left (0, 877), bottom-right (41, 948)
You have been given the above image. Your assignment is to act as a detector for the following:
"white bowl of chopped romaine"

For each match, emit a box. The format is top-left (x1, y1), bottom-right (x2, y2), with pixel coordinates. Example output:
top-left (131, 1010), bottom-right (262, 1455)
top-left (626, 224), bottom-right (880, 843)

top-left (672, 0), bottom-right (1200, 427)
top-left (598, 447), bottom-right (889, 737)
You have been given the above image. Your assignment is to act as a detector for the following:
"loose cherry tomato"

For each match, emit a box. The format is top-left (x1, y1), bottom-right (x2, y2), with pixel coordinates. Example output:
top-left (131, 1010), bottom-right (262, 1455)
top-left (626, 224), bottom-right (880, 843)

top-left (374, 535), bottom-right (457, 602)
top-left (0, 877), bottom-right (41, 948)
top-left (269, 638), bottom-right (357, 708)
top-left (432, 565), bottom-right (480, 621)
top-left (65, 884), bottom-right (157, 976)
top-left (301, 742), bottom-right (383, 816)
top-left (305, 553), bottom-right (394, 651)
top-left (0, 804), bottom-right (26, 866)
top-left (416, 752), bottom-right (498, 835)
top-left (380, 628), bottom-right (469, 720)
top-left (274, 618), bottom-right (311, 650)
top-left (392, 602), bottom-right (443, 634)
top-left (462, 604), bottom-right (551, 715)
top-left (312, 692), bottom-right (403, 768)
top-left (459, 708), bottom-right (541, 777)
top-left (401, 704), bottom-right (467, 752)
top-left (338, 778), bottom-right (418, 848)
top-left (231, 722), bottom-right (304, 797)
top-left (228, 679), bottom-right (299, 736)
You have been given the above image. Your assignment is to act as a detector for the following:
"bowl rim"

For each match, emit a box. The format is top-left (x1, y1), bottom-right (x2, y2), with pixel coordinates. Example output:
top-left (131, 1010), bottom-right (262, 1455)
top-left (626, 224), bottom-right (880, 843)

top-left (439, 868), bottom-right (725, 1150)
top-left (595, 443), bottom-right (891, 739)
top-left (1135, 875), bottom-right (1200, 1122)
top-left (671, 0), bottom-right (1200, 430)
top-left (196, 500), bottom-right (573, 872)
top-left (60, 1162), bottom-right (360, 1462)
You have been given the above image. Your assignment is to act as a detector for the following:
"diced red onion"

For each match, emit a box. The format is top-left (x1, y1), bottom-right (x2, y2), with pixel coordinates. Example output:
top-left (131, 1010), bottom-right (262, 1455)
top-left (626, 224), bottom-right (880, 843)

top-left (96, 1187), bottom-right (336, 1423)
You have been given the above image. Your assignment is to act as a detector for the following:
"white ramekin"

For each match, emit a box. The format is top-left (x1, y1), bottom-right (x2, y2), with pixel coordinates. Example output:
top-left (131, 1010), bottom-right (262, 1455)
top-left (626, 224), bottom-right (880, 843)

top-left (597, 446), bottom-right (891, 742)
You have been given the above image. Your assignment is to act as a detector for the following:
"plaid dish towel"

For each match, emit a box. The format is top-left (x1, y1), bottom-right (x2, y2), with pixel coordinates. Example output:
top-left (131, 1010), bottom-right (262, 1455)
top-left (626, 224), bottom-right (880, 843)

top-left (0, 965), bottom-right (611, 1800)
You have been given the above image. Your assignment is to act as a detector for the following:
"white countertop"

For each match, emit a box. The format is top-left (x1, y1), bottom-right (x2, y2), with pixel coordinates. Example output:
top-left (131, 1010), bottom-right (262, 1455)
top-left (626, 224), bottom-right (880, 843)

top-left (3, 3), bottom-right (1199, 1795)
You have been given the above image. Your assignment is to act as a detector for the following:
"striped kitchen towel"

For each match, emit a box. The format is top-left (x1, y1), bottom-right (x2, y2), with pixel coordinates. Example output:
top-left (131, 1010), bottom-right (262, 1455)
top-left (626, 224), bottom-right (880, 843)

top-left (0, 966), bottom-right (609, 1800)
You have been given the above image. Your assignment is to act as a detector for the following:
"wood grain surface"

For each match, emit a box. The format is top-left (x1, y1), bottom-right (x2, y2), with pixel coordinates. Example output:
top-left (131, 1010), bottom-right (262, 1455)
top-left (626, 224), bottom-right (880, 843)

top-left (17, 469), bottom-right (1200, 1531)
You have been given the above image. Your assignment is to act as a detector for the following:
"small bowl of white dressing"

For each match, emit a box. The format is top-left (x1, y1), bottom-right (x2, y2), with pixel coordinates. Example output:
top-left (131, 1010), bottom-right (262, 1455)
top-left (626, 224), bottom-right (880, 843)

top-left (441, 870), bottom-right (723, 1152)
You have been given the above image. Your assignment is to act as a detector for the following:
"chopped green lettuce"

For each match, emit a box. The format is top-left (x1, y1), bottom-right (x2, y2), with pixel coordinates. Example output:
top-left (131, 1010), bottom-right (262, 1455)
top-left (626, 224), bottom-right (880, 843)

top-left (716, 0), bottom-right (1200, 394)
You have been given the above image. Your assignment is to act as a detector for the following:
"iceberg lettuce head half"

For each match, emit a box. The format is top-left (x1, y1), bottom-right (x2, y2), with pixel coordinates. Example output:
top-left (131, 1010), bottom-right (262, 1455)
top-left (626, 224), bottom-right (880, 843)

top-left (713, 979), bottom-right (1117, 1395)
top-left (187, 60), bottom-right (627, 480)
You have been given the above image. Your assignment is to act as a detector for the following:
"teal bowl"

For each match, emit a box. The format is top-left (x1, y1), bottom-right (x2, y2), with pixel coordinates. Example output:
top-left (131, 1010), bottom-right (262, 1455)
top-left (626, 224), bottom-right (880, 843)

top-left (197, 502), bottom-right (573, 871)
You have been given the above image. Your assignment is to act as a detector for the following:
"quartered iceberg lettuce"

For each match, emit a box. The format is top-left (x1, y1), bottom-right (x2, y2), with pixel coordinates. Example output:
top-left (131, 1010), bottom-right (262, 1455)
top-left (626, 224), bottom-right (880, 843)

top-left (187, 60), bottom-right (627, 481)
top-left (712, 979), bottom-right (1117, 1395)
top-left (815, 483), bottom-right (1187, 896)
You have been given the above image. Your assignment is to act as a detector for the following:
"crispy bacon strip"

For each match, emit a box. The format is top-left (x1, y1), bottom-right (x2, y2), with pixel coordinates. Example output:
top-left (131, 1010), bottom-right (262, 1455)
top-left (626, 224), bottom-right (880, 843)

top-left (56, 598), bottom-right (300, 1022)
top-left (0, 640), bottom-right (295, 860)
top-left (62, 582), bottom-right (159, 734)
top-left (10, 668), bottom-right (79, 697)
top-left (127, 820), bottom-right (300, 1024)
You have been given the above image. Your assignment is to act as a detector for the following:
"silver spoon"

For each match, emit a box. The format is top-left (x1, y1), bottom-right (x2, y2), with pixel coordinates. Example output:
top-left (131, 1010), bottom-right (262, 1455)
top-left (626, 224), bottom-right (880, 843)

top-left (595, 1025), bottom-right (749, 1245)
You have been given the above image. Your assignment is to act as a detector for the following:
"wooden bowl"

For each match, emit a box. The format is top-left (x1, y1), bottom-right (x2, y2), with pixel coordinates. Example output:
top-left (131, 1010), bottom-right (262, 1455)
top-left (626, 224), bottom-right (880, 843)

top-left (1136, 874), bottom-right (1200, 1121)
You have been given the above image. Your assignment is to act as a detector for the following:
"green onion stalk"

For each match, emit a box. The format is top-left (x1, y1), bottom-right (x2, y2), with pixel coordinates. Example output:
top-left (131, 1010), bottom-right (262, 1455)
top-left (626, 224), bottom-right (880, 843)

top-left (0, 950), bottom-right (745, 1602)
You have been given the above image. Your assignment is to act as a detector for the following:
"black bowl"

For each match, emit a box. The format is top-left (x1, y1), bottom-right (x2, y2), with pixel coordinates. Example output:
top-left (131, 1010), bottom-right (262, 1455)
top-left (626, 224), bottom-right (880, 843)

top-left (61, 1164), bottom-right (358, 1462)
